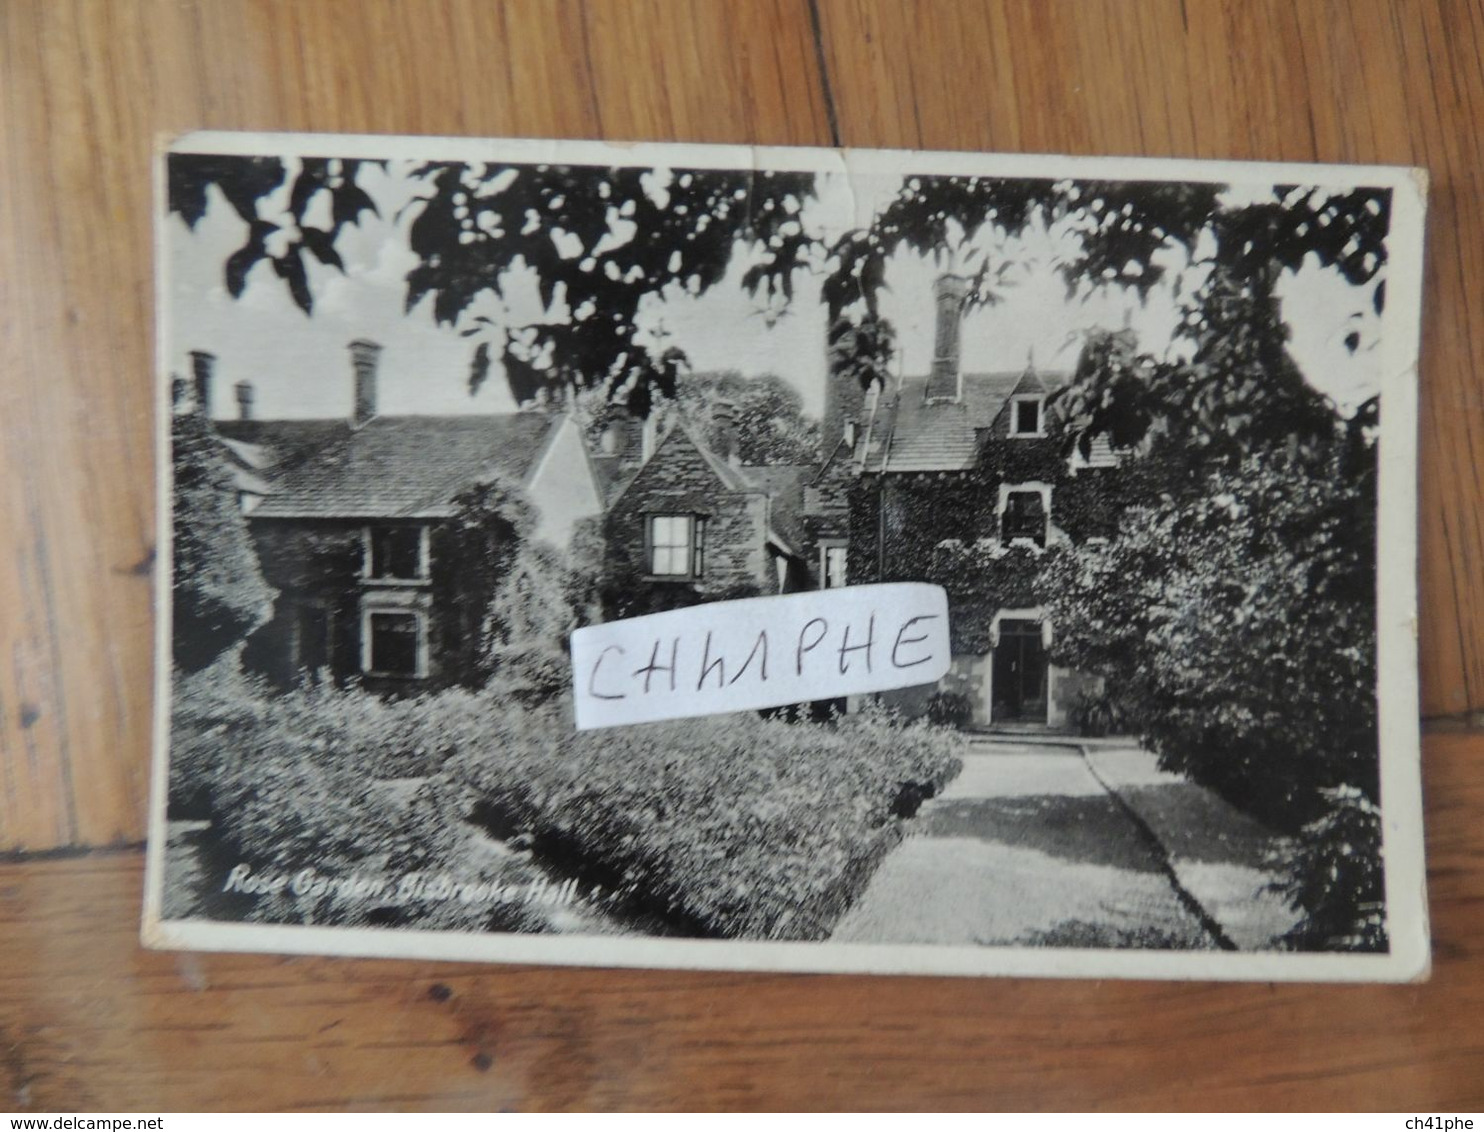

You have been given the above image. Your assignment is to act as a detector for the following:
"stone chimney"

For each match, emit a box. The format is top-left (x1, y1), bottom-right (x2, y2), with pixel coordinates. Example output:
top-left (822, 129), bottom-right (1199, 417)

top-left (599, 422), bottom-right (624, 456)
top-left (924, 273), bottom-right (969, 402)
top-left (348, 339), bottom-right (382, 427)
top-left (188, 350), bottom-right (216, 416)
top-left (640, 413), bottom-right (659, 464)
top-left (598, 414), bottom-right (651, 468)
top-left (713, 401), bottom-right (740, 467)
top-left (234, 381), bottom-right (255, 421)
top-left (822, 323), bottom-right (873, 463)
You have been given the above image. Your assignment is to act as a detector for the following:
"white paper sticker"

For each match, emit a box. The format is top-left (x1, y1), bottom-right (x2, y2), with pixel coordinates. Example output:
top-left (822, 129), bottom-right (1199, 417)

top-left (569, 583), bottom-right (951, 729)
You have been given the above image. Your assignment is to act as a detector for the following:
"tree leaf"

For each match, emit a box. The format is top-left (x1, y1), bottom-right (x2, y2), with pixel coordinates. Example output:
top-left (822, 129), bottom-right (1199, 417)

top-left (469, 340), bottom-right (493, 395)
top-left (273, 253), bottom-right (314, 314)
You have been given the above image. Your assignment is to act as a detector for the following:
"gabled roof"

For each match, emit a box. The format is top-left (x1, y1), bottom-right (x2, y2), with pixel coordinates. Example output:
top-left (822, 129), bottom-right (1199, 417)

top-left (1009, 364), bottom-right (1050, 397)
top-left (612, 424), bottom-right (815, 559)
top-left (871, 369), bottom-right (1069, 473)
top-left (244, 413), bottom-right (561, 519)
top-left (676, 429), bottom-right (816, 556)
top-left (685, 426), bottom-right (757, 495)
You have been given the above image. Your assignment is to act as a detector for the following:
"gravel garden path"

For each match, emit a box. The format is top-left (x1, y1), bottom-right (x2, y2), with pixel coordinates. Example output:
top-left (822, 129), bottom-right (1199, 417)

top-left (831, 738), bottom-right (1228, 949)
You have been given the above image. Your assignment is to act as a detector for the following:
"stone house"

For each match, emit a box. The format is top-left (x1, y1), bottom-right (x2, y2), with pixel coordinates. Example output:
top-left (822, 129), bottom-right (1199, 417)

top-left (600, 407), bottom-right (820, 617)
top-left (821, 274), bottom-right (1120, 729)
top-left (180, 341), bottom-right (604, 690)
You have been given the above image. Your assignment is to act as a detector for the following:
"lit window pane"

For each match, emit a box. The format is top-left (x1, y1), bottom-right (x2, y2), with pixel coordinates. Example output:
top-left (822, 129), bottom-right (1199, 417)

top-left (649, 515), bottom-right (694, 575)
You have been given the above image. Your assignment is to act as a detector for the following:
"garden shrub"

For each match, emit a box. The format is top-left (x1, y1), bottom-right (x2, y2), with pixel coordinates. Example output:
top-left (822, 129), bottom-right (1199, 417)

top-left (1065, 686), bottom-right (1125, 739)
top-left (1274, 786), bottom-right (1387, 953)
top-left (172, 674), bottom-right (963, 939)
top-left (925, 690), bottom-right (972, 729)
top-left (168, 654), bottom-right (272, 819)
top-left (171, 411), bottom-right (274, 673)
top-left (445, 702), bottom-right (963, 940)
top-left (479, 541), bottom-right (590, 704)
top-left (172, 679), bottom-right (559, 931)
top-left (1038, 447), bottom-right (1377, 831)
top-left (1037, 442), bottom-right (1385, 949)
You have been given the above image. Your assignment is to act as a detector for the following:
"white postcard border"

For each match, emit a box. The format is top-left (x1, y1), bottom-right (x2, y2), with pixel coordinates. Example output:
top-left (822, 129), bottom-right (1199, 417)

top-left (144, 130), bottom-right (1431, 983)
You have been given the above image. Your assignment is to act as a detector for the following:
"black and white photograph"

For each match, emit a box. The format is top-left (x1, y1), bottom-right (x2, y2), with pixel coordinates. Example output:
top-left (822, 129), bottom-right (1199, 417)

top-left (145, 132), bottom-right (1427, 981)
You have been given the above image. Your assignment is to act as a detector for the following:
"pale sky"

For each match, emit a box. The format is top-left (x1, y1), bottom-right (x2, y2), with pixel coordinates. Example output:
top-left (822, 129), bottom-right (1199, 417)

top-left (167, 160), bottom-right (1383, 422)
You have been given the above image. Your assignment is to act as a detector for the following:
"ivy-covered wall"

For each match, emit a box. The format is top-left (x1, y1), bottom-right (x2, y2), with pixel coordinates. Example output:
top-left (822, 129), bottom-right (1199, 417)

top-left (243, 520), bottom-right (363, 687)
top-left (244, 519), bottom-right (492, 692)
top-left (171, 411), bottom-right (275, 673)
top-left (846, 433), bottom-right (1128, 656)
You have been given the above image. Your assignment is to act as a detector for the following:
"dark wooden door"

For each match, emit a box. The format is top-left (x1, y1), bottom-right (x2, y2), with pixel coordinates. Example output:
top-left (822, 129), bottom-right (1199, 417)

top-left (993, 619), bottom-right (1048, 723)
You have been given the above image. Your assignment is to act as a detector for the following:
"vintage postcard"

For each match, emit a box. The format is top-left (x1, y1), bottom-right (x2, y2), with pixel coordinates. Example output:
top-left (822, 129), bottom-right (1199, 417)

top-left (145, 131), bottom-right (1429, 981)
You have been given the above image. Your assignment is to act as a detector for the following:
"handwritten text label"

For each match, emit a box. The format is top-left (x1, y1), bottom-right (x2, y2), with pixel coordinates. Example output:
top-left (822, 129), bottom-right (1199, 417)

top-left (569, 583), bottom-right (951, 730)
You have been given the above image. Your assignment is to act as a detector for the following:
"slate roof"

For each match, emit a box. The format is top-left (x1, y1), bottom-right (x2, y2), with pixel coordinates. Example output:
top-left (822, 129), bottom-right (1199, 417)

top-left (241, 414), bottom-right (561, 519)
top-left (683, 426), bottom-right (757, 495)
top-left (215, 420), bottom-right (355, 477)
top-left (670, 427), bottom-right (816, 557)
top-left (589, 455), bottom-right (635, 507)
top-left (870, 369), bottom-right (1069, 473)
top-left (739, 463), bottom-right (815, 556)
top-left (622, 425), bottom-right (815, 560)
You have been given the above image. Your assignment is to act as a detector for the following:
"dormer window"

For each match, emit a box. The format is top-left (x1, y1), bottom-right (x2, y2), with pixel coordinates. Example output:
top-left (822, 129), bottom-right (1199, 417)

top-left (1011, 396), bottom-right (1044, 438)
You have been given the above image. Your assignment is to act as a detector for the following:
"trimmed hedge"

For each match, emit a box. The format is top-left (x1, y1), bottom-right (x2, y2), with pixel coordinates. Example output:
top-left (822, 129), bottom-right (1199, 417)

top-left (445, 702), bottom-right (963, 939)
top-left (169, 675), bottom-right (962, 939)
top-left (170, 669), bottom-right (561, 931)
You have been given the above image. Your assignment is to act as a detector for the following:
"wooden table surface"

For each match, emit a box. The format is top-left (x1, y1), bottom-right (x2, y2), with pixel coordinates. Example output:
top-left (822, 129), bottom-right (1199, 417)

top-left (3, 0), bottom-right (1483, 1111)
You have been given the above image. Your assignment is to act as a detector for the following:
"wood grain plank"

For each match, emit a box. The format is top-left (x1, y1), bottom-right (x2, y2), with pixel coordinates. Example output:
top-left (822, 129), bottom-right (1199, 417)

top-left (580, 0), bottom-right (831, 145)
top-left (0, 728), bottom-right (1477, 1111)
top-left (0, 0), bottom-right (829, 853)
